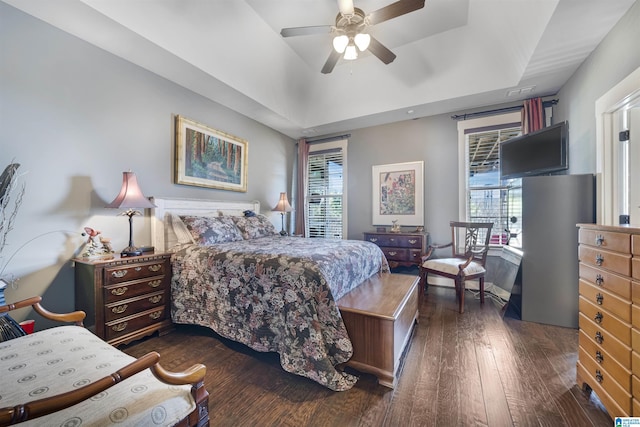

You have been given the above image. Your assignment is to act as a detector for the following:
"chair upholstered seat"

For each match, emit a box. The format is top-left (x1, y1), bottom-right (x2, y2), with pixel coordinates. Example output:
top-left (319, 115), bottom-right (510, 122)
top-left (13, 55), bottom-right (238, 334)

top-left (421, 258), bottom-right (486, 276)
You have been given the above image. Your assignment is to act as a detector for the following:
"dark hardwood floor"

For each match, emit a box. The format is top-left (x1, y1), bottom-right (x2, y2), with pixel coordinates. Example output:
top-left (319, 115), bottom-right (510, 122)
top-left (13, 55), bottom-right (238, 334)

top-left (122, 285), bottom-right (613, 426)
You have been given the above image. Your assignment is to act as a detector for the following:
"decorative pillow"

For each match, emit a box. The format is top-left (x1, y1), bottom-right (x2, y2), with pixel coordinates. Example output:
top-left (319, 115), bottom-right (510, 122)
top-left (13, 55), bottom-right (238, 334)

top-left (168, 213), bottom-right (195, 245)
top-left (231, 214), bottom-right (278, 240)
top-left (179, 215), bottom-right (244, 245)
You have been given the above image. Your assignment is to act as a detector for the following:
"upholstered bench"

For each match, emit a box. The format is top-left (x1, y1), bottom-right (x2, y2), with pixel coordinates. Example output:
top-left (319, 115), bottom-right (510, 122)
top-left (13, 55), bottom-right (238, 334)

top-left (0, 297), bottom-right (208, 426)
top-left (336, 273), bottom-right (419, 388)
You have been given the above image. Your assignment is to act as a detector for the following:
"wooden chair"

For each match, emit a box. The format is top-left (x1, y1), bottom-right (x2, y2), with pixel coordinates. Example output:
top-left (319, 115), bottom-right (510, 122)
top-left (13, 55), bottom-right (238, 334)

top-left (419, 221), bottom-right (493, 313)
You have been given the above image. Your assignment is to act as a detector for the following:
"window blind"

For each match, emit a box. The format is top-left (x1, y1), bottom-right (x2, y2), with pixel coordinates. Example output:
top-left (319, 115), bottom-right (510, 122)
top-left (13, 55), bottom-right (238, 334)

top-left (307, 148), bottom-right (344, 239)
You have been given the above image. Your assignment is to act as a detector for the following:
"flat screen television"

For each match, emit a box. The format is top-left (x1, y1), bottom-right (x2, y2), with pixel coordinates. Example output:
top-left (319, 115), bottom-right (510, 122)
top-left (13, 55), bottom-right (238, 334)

top-left (500, 121), bottom-right (568, 179)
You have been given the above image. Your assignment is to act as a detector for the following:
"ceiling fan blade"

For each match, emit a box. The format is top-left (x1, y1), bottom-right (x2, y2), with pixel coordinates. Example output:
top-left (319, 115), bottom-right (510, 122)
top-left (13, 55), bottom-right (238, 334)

top-left (321, 50), bottom-right (342, 74)
top-left (337, 0), bottom-right (354, 16)
top-left (367, 36), bottom-right (396, 64)
top-left (367, 0), bottom-right (425, 25)
top-left (280, 25), bottom-right (332, 38)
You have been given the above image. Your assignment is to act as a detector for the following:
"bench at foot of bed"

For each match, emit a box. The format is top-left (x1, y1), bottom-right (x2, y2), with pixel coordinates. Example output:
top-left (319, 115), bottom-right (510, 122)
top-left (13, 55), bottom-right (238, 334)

top-left (337, 273), bottom-right (419, 389)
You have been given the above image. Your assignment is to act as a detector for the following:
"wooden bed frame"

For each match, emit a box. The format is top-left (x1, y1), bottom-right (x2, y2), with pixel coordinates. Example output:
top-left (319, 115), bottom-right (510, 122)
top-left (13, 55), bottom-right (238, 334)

top-left (0, 296), bottom-right (209, 426)
top-left (150, 196), bottom-right (418, 389)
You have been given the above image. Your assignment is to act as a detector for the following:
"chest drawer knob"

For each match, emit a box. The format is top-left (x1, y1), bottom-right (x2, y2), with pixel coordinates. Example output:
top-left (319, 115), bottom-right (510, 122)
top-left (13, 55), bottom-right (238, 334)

top-left (369, 238), bottom-right (378, 243)
top-left (595, 235), bottom-right (605, 246)
top-left (595, 293), bottom-right (604, 305)
top-left (595, 369), bottom-right (603, 383)
top-left (595, 331), bottom-right (604, 344)
top-left (148, 280), bottom-right (162, 288)
top-left (149, 264), bottom-right (162, 272)
top-left (595, 254), bottom-right (604, 266)
top-left (112, 322), bottom-right (127, 332)
top-left (148, 295), bottom-right (163, 304)
top-left (111, 287), bottom-right (128, 296)
top-left (112, 270), bottom-right (128, 279)
top-left (388, 251), bottom-right (398, 256)
top-left (595, 274), bottom-right (604, 286)
top-left (149, 311), bottom-right (162, 320)
top-left (594, 312), bottom-right (603, 323)
top-left (595, 351), bottom-right (604, 363)
top-left (112, 304), bottom-right (128, 314)
top-left (408, 239), bottom-right (417, 244)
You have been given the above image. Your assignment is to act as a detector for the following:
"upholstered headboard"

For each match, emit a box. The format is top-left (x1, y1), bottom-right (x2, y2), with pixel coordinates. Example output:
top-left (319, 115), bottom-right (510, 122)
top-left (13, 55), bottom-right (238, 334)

top-left (150, 197), bottom-right (261, 251)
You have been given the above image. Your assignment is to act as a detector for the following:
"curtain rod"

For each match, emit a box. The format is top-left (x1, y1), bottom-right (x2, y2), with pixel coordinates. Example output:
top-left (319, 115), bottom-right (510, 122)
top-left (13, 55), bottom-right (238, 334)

top-left (451, 99), bottom-right (558, 121)
top-left (304, 134), bottom-right (351, 144)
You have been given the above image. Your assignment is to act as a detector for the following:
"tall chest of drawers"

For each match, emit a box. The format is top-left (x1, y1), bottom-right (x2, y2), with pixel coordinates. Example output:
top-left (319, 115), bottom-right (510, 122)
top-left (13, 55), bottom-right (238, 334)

top-left (577, 224), bottom-right (640, 417)
top-left (363, 231), bottom-right (427, 268)
top-left (74, 252), bottom-right (174, 346)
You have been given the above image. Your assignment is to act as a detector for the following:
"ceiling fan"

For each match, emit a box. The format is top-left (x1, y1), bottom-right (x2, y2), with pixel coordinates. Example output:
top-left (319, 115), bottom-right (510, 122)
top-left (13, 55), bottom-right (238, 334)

top-left (280, 0), bottom-right (425, 74)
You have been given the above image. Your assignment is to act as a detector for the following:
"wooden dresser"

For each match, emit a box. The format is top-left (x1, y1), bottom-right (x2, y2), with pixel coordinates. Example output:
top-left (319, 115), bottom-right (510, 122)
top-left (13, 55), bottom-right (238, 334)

top-left (363, 231), bottom-right (427, 268)
top-left (577, 223), bottom-right (640, 417)
top-left (74, 252), bottom-right (174, 346)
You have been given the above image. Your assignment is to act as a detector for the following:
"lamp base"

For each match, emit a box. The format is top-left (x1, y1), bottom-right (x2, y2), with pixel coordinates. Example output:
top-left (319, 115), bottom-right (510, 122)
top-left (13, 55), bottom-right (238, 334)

top-left (120, 246), bottom-right (142, 257)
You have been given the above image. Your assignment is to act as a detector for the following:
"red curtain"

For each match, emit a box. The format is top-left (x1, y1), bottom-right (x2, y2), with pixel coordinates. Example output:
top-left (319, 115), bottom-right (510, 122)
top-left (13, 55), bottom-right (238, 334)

top-left (294, 138), bottom-right (309, 236)
top-left (522, 97), bottom-right (544, 134)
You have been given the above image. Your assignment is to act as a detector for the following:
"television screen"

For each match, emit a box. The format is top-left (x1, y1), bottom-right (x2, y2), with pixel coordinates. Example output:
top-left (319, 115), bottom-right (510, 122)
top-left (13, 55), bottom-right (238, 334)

top-left (500, 121), bottom-right (568, 179)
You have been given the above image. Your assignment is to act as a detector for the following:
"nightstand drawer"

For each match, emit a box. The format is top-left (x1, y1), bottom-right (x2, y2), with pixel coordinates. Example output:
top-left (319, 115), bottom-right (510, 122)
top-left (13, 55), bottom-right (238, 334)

top-left (104, 276), bottom-right (167, 303)
top-left (105, 260), bottom-right (167, 285)
top-left (104, 291), bottom-right (166, 322)
top-left (579, 228), bottom-right (630, 253)
top-left (105, 307), bottom-right (167, 341)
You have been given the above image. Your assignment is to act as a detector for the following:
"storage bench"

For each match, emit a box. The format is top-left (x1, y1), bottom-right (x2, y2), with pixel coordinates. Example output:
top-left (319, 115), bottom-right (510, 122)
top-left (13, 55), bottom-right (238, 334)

top-left (337, 273), bottom-right (419, 388)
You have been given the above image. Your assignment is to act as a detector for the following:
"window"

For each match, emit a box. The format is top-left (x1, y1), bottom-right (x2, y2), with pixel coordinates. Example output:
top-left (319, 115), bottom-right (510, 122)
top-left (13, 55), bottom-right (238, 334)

top-left (306, 139), bottom-right (347, 239)
top-left (458, 112), bottom-right (522, 247)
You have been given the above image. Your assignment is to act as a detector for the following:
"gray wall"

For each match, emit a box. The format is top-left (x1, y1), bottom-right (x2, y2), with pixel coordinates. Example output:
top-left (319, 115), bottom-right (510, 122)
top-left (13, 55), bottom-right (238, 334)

top-left (0, 3), bottom-right (294, 326)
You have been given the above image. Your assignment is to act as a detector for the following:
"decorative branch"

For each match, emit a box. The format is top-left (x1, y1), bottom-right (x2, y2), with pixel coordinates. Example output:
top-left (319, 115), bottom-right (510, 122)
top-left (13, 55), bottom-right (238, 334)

top-left (0, 163), bottom-right (26, 265)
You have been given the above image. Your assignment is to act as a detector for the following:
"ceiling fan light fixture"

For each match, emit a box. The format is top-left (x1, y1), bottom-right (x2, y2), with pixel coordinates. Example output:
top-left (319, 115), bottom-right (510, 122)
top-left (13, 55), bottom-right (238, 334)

top-left (333, 35), bottom-right (349, 53)
top-left (354, 33), bottom-right (370, 51)
top-left (344, 44), bottom-right (358, 60)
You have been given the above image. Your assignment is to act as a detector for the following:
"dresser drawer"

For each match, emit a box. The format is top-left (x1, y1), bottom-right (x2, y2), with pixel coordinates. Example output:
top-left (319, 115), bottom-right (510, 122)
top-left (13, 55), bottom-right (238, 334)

top-left (579, 245), bottom-right (631, 276)
top-left (580, 331), bottom-right (631, 389)
top-left (580, 279), bottom-right (631, 323)
top-left (580, 296), bottom-right (630, 345)
top-left (632, 234), bottom-right (640, 255)
top-left (579, 228), bottom-right (630, 253)
top-left (105, 307), bottom-right (167, 341)
top-left (104, 276), bottom-right (167, 303)
top-left (105, 260), bottom-right (168, 285)
top-left (104, 291), bottom-right (166, 322)
top-left (578, 353), bottom-right (631, 414)
top-left (580, 313), bottom-right (631, 368)
top-left (580, 263), bottom-right (631, 300)
top-left (578, 361), bottom-right (629, 417)
top-left (364, 233), bottom-right (423, 249)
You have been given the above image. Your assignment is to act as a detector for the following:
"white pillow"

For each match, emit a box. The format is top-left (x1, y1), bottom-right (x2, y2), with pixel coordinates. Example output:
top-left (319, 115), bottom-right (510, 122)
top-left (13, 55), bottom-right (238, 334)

top-left (168, 213), bottom-right (195, 245)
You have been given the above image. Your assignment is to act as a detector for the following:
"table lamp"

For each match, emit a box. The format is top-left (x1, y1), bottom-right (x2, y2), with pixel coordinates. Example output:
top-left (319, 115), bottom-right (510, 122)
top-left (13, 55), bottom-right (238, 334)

top-left (106, 171), bottom-right (156, 257)
top-left (272, 192), bottom-right (293, 236)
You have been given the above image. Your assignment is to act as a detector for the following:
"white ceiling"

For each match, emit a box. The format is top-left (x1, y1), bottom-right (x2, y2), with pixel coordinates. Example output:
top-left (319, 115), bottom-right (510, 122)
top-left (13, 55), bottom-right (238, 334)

top-left (3, 0), bottom-right (635, 139)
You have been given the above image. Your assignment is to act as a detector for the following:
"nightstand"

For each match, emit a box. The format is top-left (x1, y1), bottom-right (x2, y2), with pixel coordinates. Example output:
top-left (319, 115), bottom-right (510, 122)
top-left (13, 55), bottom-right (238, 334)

top-left (73, 252), bottom-right (174, 346)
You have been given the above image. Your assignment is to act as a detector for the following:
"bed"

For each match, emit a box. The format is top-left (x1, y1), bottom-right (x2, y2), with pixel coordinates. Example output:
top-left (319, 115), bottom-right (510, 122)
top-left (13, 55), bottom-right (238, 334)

top-left (0, 296), bottom-right (208, 426)
top-left (151, 197), bottom-right (390, 391)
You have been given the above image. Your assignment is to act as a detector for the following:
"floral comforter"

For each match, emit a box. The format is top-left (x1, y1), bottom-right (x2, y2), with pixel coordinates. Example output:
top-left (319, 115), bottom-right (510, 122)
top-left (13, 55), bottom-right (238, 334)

top-left (170, 236), bottom-right (389, 391)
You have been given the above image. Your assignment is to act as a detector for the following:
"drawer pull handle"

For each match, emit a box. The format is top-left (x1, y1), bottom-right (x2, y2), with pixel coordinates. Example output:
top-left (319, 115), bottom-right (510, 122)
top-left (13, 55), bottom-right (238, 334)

top-left (408, 239), bottom-right (417, 244)
top-left (148, 280), bottom-right (161, 288)
top-left (112, 270), bottom-right (128, 278)
top-left (412, 253), bottom-right (418, 258)
top-left (594, 312), bottom-right (603, 323)
top-left (389, 238), bottom-right (395, 242)
top-left (595, 254), bottom-right (604, 266)
top-left (149, 264), bottom-right (162, 272)
top-left (149, 311), bottom-right (162, 320)
top-left (112, 322), bottom-right (127, 332)
top-left (595, 235), bottom-right (605, 246)
top-left (595, 369), bottom-right (603, 383)
top-left (388, 251), bottom-right (397, 256)
top-left (595, 351), bottom-right (604, 363)
top-left (135, 267), bottom-right (142, 272)
top-left (595, 274), bottom-right (604, 286)
top-left (369, 238), bottom-right (378, 243)
top-left (112, 304), bottom-right (128, 314)
top-left (111, 287), bottom-right (128, 296)
top-left (595, 293), bottom-right (603, 305)
top-left (595, 331), bottom-right (604, 344)
top-left (148, 295), bottom-right (163, 304)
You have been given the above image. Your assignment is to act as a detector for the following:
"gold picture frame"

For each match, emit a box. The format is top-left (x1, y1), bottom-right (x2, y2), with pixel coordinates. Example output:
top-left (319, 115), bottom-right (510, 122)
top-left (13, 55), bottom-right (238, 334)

top-left (175, 115), bottom-right (248, 192)
top-left (372, 161), bottom-right (424, 226)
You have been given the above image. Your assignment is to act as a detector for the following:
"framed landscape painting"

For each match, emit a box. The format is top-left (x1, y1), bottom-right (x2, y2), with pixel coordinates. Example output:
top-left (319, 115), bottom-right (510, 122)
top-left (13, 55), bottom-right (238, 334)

top-left (372, 161), bottom-right (424, 226)
top-left (175, 115), bottom-right (248, 192)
